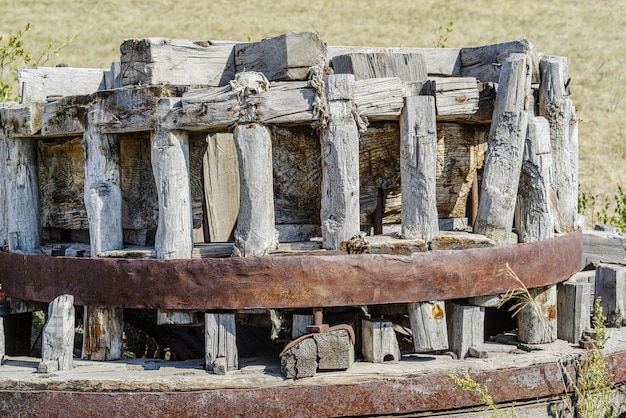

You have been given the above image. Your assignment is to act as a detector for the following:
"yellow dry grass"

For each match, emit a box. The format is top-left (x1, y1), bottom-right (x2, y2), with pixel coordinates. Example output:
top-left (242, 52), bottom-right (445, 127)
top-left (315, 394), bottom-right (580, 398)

top-left (2, 0), bottom-right (624, 199)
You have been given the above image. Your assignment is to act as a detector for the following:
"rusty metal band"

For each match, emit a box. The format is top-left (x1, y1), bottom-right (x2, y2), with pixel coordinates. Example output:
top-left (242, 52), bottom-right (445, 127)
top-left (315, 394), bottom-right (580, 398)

top-left (0, 230), bottom-right (582, 310)
top-left (0, 347), bottom-right (623, 417)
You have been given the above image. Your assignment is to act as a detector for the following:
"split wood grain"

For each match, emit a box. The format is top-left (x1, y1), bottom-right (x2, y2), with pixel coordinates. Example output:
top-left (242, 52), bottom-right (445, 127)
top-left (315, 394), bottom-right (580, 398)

top-left (42, 294), bottom-right (75, 371)
top-left (408, 301), bottom-right (449, 352)
top-left (332, 52), bottom-right (427, 82)
top-left (18, 67), bottom-right (105, 103)
top-left (205, 313), bottom-right (238, 372)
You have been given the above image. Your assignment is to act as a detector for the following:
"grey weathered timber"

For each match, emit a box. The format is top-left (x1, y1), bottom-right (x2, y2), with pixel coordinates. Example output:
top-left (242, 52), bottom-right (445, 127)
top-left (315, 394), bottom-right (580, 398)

top-left (152, 98), bottom-right (193, 259)
top-left (461, 39), bottom-right (539, 83)
top-left (120, 38), bottom-right (235, 87)
top-left (353, 78), bottom-right (404, 121)
top-left (0, 318), bottom-right (4, 365)
top-left (203, 132), bottom-right (239, 242)
top-left (168, 85), bottom-right (239, 132)
top-left (292, 314), bottom-right (313, 339)
top-left (569, 270), bottom-right (597, 313)
top-left (557, 281), bottom-right (591, 343)
top-left (83, 101), bottom-right (123, 256)
top-left (408, 301), bottom-right (449, 352)
top-left (327, 46), bottom-right (462, 77)
top-left (363, 234), bottom-right (428, 255)
top-left (82, 305), bottom-right (123, 361)
top-left (320, 75), bottom-right (360, 250)
top-left (156, 311), bottom-right (197, 326)
top-left (430, 231), bottom-right (496, 251)
top-left (516, 117), bottom-right (554, 242)
top-left (474, 53), bottom-right (531, 245)
top-left (42, 294), bottom-right (75, 371)
top-left (104, 62), bottom-right (122, 90)
top-left (332, 52), bottom-right (427, 82)
top-left (427, 77), bottom-right (479, 118)
top-left (468, 295), bottom-right (502, 308)
top-left (595, 264), bottom-right (626, 327)
top-left (205, 313), bottom-right (238, 372)
top-left (232, 123), bottom-right (277, 256)
top-left (400, 95), bottom-right (439, 241)
top-left (538, 55), bottom-right (578, 232)
top-left (4, 137), bottom-right (40, 253)
top-left (517, 285), bottom-right (558, 344)
top-left (361, 319), bottom-right (401, 363)
top-left (250, 81), bottom-right (317, 124)
top-left (446, 302), bottom-right (485, 359)
top-left (8, 298), bottom-right (46, 315)
top-left (41, 94), bottom-right (94, 136)
top-left (235, 32), bottom-right (326, 81)
top-left (18, 67), bottom-right (105, 103)
top-left (0, 128), bottom-right (6, 250)
top-left (583, 230), bottom-right (626, 267)
top-left (0, 102), bottom-right (43, 138)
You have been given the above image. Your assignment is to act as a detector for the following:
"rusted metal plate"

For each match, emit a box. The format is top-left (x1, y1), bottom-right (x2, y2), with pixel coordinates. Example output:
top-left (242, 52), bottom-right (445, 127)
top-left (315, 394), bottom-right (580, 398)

top-left (0, 347), bottom-right (622, 417)
top-left (0, 230), bottom-right (582, 310)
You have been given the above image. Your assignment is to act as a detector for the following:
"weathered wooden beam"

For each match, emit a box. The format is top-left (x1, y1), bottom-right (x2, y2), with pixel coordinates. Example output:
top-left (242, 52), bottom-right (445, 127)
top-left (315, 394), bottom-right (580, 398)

top-left (538, 55), bottom-right (578, 232)
top-left (474, 53), bottom-right (531, 245)
top-left (18, 67), bottom-right (105, 103)
top-left (427, 77), bottom-right (479, 119)
top-left (4, 136), bottom-right (41, 253)
top-left (332, 52), bottom-right (427, 82)
top-left (233, 122), bottom-right (277, 256)
top-left (205, 312), bottom-right (238, 373)
top-left (446, 302), bottom-right (484, 359)
top-left (557, 281), bottom-right (591, 343)
top-left (461, 39), bottom-right (539, 84)
top-left (165, 85), bottom-right (239, 132)
top-left (400, 95), bottom-right (439, 241)
top-left (292, 314), bottom-right (314, 339)
top-left (361, 319), bottom-right (400, 363)
top-left (408, 301), bottom-right (449, 352)
top-left (516, 117), bottom-right (554, 242)
top-left (82, 305), bottom-right (123, 361)
top-left (235, 32), bottom-right (326, 81)
top-left (320, 74), bottom-right (361, 249)
top-left (41, 94), bottom-right (94, 136)
top-left (41, 294), bottom-right (75, 371)
top-left (517, 285), bottom-right (558, 344)
top-left (0, 133), bottom-right (6, 250)
top-left (353, 78), bottom-right (404, 121)
top-left (203, 132), bottom-right (239, 242)
top-left (0, 102), bottom-right (43, 137)
top-left (251, 81), bottom-right (317, 124)
top-left (327, 46), bottom-right (462, 77)
top-left (120, 38), bottom-right (236, 87)
top-left (594, 264), bottom-right (626, 327)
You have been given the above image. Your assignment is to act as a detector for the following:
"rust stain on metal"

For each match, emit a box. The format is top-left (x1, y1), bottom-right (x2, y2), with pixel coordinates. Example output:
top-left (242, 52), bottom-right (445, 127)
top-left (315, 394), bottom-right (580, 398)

top-left (0, 348), bottom-right (623, 418)
top-left (0, 230), bottom-right (583, 310)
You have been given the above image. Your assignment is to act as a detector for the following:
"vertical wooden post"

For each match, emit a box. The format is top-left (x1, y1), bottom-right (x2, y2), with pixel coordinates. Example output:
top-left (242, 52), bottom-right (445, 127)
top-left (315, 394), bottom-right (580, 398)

top-left (82, 100), bottom-right (124, 361)
top-left (0, 134), bottom-right (7, 250)
top-left (517, 285), bottom-right (557, 344)
top-left (152, 98), bottom-right (196, 325)
top-left (408, 301), bottom-right (449, 352)
top-left (361, 319), bottom-right (400, 363)
top-left (400, 95), bottom-right (439, 241)
top-left (539, 55), bottom-right (578, 232)
top-left (320, 74), bottom-right (360, 250)
top-left (41, 294), bottom-right (75, 371)
top-left (0, 317), bottom-right (4, 365)
top-left (292, 314), bottom-right (314, 339)
top-left (474, 53), bottom-right (531, 245)
top-left (205, 313), bottom-right (238, 372)
top-left (594, 264), bottom-right (626, 327)
top-left (233, 123), bottom-right (277, 256)
top-left (557, 281), bottom-right (591, 343)
top-left (446, 302), bottom-right (485, 359)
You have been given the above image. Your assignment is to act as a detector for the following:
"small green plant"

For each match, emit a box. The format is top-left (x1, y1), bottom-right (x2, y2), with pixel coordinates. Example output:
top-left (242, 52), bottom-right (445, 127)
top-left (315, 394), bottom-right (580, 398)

top-left (597, 185), bottom-right (626, 231)
top-left (0, 23), bottom-right (70, 102)
top-left (434, 21), bottom-right (454, 48)
top-left (449, 373), bottom-right (517, 418)
top-left (574, 297), bottom-right (616, 418)
top-left (578, 188), bottom-right (599, 226)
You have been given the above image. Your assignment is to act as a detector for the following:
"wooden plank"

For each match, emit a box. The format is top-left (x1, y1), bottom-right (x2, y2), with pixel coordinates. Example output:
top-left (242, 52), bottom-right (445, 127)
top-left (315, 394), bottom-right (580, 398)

top-left (446, 302), bottom-right (484, 359)
top-left (252, 81), bottom-right (317, 124)
top-left (41, 94), bottom-right (94, 136)
top-left (38, 137), bottom-right (88, 230)
top-left (320, 75), bottom-right (360, 249)
top-left (557, 281), bottom-right (591, 343)
top-left (583, 230), bottom-right (626, 267)
top-left (400, 95), bottom-right (439, 241)
top-left (517, 285), bottom-right (557, 344)
top-left (331, 52), bottom-right (427, 81)
top-left (120, 38), bottom-right (235, 87)
top-left (165, 85), bottom-right (239, 132)
top-left (327, 46), bottom-right (462, 76)
top-left (515, 117), bottom-right (554, 242)
top-left (235, 32), bottom-right (326, 81)
top-left (205, 313), bottom-right (238, 372)
top-left (594, 264), bottom-right (626, 327)
top-left (18, 67), bottom-right (105, 103)
top-left (408, 301), bottom-right (449, 352)
top-left (82, 305), bottom-right (123, 361)
top-left (233, 123), bottom-right (277, 256)
top-left (430, 231), bottom-right (495, 250)
top-left (361, 319), bottom-right (400, 363)
top-left (203, 132), bottom-right (240, 242)
top-left (4, 137), bottom-right (41, 253)
top-left (460, 39), bottom-right (539, 83)
top-left (353, 78), bottom-right (404, 121)
top-left (427, 77), bottom-right (479, 118)
top-left (42, 294), bottom-right (75, 371)
top-left (292, 314), bottom-right (314, 339)
top-left (474, 53), bottom-right (531, 245)
top-left (0, 133), bottom-right (7, 250)
top-left (538, 56), bottom-right (578, 232)
top-left (0, 102), bottom-right (43, 137)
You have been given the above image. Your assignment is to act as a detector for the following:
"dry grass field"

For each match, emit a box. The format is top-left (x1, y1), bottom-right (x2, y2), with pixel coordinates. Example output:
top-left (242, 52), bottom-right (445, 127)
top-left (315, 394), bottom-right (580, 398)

top-left (2, 0), bottom-right (624, 203)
